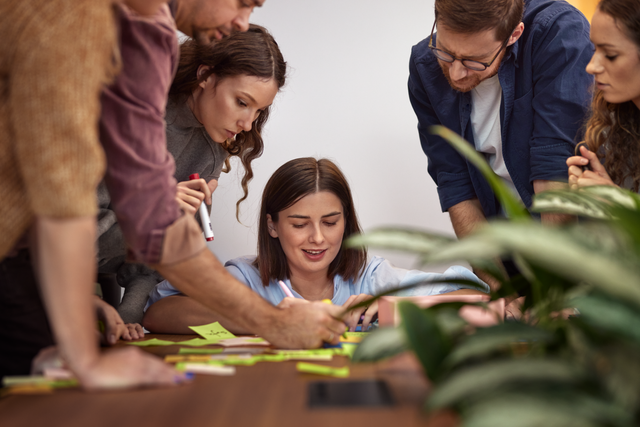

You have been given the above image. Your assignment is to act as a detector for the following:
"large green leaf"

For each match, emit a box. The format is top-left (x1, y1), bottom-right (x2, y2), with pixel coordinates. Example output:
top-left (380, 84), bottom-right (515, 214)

top-left (532, 189), bottom-right (616, 219)
top-left (429, 126), bottom-right (530, 221)
top-left (572, 295), bottom-right (640, 343)
top-left (399, 302), bottom-right (451, 382)
top-left (344, 227), bottom-right (454, 254)
top-left (427, 358), bottom-right (583, 409)
top-left (533, 185), bottom-right (640, 219)
top-left (445, 323), bottom-right (555, 367)
top-left (461, 390), bottom-right (632, 427)
top-left (424, 222), bottom-right (640, 308)
top-left (351, 326), bottom-right (408, 362)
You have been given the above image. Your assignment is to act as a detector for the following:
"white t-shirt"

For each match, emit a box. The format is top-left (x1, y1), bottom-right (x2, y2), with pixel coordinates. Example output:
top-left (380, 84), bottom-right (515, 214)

top-left (470, 74), bottom-right (521, 202)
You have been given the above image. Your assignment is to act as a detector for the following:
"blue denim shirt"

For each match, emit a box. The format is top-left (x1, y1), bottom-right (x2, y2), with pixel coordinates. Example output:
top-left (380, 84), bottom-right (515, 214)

top-left (408, 0), bottom-right (593, 217)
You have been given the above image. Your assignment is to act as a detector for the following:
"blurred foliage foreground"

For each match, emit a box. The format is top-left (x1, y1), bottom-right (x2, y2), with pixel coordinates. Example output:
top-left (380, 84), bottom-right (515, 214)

top-left (347, 126), bottom-right (640, 427)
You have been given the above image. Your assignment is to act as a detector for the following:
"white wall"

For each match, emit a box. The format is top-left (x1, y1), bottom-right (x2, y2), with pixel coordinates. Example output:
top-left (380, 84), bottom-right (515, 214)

top-left (207, 0), bottom-right (459, 272)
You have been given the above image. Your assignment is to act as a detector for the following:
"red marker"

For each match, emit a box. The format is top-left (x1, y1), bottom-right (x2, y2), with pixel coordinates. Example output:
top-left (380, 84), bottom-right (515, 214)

top-left (189, 173), bottom-right (214, 242)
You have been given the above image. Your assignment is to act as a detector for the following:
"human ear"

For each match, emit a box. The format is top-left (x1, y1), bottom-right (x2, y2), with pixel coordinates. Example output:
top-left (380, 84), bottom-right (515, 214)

top-left (197, 65), bottom-right (214, 89)
top-left (508, 22), bottom-right (525, 46)
top-left (267, 214), bottom-right (278, 238)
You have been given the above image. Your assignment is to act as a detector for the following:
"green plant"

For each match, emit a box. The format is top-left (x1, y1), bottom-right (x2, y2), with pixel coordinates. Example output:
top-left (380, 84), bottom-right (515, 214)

top-left (347, 126), bottom-right (640, 426)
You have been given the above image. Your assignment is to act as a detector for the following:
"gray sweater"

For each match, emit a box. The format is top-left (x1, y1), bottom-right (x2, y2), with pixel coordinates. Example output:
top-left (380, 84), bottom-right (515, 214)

top-left (97, 95), bottom-right (229, 323)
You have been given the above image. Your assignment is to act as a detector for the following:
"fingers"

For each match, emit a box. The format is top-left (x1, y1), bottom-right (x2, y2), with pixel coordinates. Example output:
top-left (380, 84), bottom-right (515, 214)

top-left (177, 178), bottom-right (212, 205)
top-left (277, 297), bottom-right (309, 309)
top-left (94, 299), bottom-right (126, 346)
top-left (266, 301), bottom-right (347, 349)
top-left (176, 187), bottom-right (206, 215)
top-left (341, 294), bottom-right (373, 332)
top-left (579, 145), bottom-right (607, 175)
top-left (566, 155), bottom-right (588, 168)
top-left (361, 300), bottom-right (378, 332)
top-left (115, 323), bottom-right (143, 341)
top-left (78, 347), bottom-right (190, 391)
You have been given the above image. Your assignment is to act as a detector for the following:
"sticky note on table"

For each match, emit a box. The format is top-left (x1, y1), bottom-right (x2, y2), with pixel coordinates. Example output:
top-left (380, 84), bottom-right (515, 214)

top-left (217, 337), bottom-right (270, 347)
top-left (296, 362), bottom-right (350, 378)
top-left (181, 363), bottom-right (236, 376)
top-left (178, 348), bottom-right (224, 355)
top-left (188, 322), bottom-right (236, 341)
top-left (127, 338), bottom-right (177, 347)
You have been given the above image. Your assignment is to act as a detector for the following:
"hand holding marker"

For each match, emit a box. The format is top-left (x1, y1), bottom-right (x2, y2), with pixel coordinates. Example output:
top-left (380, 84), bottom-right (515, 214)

top-left (278, 280), bottom-right (348, 339)
top-left (189, 173), bottom-right (214, 242)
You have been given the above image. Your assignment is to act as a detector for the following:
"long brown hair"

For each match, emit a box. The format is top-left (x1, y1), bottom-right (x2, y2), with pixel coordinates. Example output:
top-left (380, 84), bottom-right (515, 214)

top-left (584, 0), bottom-right (640, 191)
top-left (255, 158), bottom-right (367, 286)
top-left (170, 24), bottom-right (287, 219)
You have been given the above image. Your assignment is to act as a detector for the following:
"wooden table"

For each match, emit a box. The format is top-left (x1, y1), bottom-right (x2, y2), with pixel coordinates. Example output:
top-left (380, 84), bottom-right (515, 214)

top-left (0, 335), bottom-right (450, 427)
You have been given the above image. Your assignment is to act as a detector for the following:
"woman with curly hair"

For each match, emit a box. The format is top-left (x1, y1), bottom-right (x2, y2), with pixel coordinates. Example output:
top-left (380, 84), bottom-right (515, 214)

top-left (97, 24), bottom-right (286, 324)
top-left (567, 0), bottom-right (640, 190)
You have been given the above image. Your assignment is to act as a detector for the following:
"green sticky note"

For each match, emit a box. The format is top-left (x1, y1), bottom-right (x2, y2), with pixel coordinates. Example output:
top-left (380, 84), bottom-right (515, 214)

top-left (296, 362), bottom-right (350, 378)
top-left (188, 322), bottom-right (236, 341)
top-left (174, 338), bottom-right (219, 347)
top-left (178, 348), bottom-right (224, 355)
top-left (341, 343), bottom-right (358, 359)
top-left (345, 332), bottom-right (369, 338)
top-left (127, 338), bottom-right (177, 347)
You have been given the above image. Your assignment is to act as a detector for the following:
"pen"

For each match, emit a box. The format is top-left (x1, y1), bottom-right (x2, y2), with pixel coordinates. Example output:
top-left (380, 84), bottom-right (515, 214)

top-left (278, 280), bottom-right (295, 298)
top-left (189, 173), bottom-right (214, 242)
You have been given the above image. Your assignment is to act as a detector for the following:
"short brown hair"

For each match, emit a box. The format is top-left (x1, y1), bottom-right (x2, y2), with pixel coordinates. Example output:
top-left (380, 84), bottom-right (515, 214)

top-left (255, 158), bottom-right (367, 286)
top-left (435, 0), bottom-right (524, 41)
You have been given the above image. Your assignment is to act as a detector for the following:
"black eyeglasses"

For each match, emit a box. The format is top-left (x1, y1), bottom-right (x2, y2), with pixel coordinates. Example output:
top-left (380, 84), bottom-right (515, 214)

top-left (428, 21), bottom-right (511, 71)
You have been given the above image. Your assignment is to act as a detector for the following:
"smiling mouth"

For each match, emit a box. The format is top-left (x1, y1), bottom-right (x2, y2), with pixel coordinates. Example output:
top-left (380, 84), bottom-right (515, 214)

top-left (303, 249), bottom-right (326, 255)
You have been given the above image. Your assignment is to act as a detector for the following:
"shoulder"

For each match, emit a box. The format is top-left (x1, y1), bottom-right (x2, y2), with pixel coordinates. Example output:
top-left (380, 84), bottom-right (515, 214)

top-left (522, 0), bottom-right (590, 40)
top-left (224, 255), bottom-right (261, 287)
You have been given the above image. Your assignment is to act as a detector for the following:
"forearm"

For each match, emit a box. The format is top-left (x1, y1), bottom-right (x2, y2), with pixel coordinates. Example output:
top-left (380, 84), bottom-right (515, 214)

top-left (448, 198), bottom-right (487, 238)
top-left (143, 295), bottom-right (252, 335)
top-left (153, 249), bottom-right (281, 337)
top-left (448, 200), bottom-right (505, 291)
top-left (533, 180), bottom-right (574, 225)
top-left (31, 216), bottom-right (100, 377)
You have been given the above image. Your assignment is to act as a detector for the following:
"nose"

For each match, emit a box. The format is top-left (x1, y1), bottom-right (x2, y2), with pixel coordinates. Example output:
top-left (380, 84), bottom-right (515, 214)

top-left (585, 52), bottom-right (602, 76)
top-left (231, 7), bottom-right (252, 32)
top-left (238, 115), bottom-right (253, 132)
top-left (308, 224), bottom-right (325, 245)
top-left (448, 60), bottom-right (469, 81)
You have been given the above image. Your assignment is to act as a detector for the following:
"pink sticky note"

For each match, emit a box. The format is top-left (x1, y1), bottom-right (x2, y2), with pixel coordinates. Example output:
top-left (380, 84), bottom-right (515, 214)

top-left (378, 295), bottom-right (505, 327)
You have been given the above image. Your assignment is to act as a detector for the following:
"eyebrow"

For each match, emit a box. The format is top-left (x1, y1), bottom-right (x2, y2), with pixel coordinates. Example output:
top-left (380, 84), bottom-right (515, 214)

top-left (239, 91), bottom-right (257, 104)
top-left (437, 39), bottom-right (497, 61)
top-left (594, 42), bottom-right (618, 48)
top-left (253, 0), bottom-right (265, 7)
top-left (287, 212), bottom-right (342, 219)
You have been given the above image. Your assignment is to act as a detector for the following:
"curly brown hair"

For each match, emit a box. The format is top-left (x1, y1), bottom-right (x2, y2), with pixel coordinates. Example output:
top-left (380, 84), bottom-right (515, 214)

top-left (584, 0), bottom-right (640, 191)
top-left (170, 24), bottom-right (286, 220)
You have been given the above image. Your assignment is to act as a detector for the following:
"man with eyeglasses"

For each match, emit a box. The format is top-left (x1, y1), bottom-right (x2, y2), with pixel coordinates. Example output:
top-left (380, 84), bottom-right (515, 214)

top-left (408, 0), bottom-right (593, 289)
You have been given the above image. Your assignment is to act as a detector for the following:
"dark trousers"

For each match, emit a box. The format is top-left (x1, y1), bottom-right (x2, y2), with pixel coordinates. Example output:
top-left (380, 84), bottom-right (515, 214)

top-left (0, 249), bottom-right (54, 380)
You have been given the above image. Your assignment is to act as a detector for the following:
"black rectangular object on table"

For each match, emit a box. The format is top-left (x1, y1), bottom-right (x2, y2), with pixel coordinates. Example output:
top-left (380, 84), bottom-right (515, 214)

top-left (308, 379), bottom-right (395, 408)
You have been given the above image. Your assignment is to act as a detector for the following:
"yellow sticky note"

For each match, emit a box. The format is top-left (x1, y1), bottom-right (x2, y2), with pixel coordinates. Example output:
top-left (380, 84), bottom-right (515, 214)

top-left (188, 322), bottom-right (236, 342)
top-left (296, 362), bottom-right (349, 378)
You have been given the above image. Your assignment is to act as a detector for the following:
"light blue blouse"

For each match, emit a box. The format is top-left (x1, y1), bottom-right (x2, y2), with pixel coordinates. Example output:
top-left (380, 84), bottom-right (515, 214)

top-left (145, 256), bottom-right (489, 310)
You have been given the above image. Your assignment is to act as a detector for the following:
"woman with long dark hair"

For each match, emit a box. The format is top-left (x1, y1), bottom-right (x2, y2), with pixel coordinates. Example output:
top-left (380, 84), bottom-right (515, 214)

top-left (567, 0), bottom-right (640, 190)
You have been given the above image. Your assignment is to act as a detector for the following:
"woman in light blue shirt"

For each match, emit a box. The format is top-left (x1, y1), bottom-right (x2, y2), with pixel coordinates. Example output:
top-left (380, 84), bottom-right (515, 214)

top-left (144, 158), bottom-right (488, 333)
